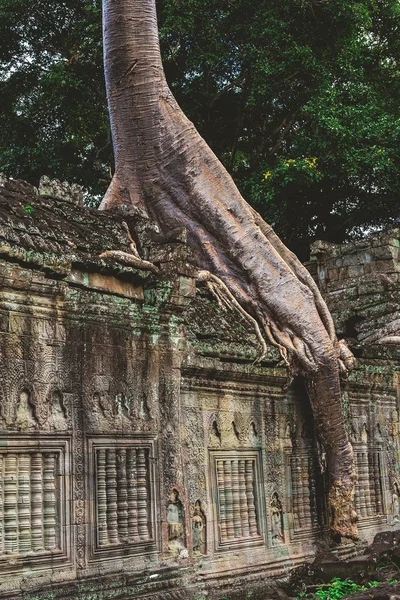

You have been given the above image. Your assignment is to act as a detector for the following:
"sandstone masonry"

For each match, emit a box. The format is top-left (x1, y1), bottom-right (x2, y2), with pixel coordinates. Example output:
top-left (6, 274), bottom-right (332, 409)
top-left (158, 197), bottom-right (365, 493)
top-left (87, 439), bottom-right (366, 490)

top-left (0, 176), bottom-right (398, 600)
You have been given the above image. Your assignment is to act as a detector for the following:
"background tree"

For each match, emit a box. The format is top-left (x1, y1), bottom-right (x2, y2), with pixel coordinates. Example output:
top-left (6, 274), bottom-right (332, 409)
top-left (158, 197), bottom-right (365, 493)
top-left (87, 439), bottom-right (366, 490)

top-left (0, 0), bottom-right (399, 252)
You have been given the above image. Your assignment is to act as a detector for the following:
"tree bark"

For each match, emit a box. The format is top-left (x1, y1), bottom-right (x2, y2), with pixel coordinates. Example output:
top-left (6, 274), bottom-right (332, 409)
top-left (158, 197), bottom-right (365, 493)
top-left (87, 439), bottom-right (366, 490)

top-left (100, 0), bottom-right (358, 540)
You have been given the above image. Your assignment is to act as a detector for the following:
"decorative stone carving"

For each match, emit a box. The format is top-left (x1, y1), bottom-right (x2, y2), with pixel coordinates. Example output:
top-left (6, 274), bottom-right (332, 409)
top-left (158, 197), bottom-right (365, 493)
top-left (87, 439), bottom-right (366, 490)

top-left (87, 389), bottom-right (154, 434)
top-left (0, 439), bottom-right (70, 565)
top-left (209, 416), bottom-right (222, 447)
top-left (48, 390), bottom-right (68, 431)
top-left (211, 451), bottom-right (263, 549)
top-left (392, 489), bottom-right (400, 523)
top-left (15, 389), bottom-right (36, 430)
top-left (93, 444), bottom-right (154, 551)
top-left (271, 492), bottom-right (284, 545)
top-left (191, 500), bottom-right (206, 556)
top-left (167, 490), bottom-right (186, 557)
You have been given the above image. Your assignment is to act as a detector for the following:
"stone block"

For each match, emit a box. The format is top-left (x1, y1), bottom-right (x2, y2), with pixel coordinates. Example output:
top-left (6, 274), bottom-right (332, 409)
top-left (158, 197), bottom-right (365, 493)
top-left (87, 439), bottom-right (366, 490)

top-left (348, 264), bottom-right (365, 278)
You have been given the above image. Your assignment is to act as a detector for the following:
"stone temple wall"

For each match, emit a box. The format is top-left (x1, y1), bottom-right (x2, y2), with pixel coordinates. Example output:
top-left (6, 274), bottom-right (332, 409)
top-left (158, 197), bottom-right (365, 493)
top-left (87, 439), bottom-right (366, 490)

top-left (0, 176), bottom-right (398, 600)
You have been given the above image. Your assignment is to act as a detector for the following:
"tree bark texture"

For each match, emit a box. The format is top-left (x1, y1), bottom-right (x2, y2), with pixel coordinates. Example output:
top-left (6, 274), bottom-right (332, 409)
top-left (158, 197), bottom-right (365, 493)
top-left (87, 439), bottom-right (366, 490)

top-left (101, 0), bottom-right (358, 540)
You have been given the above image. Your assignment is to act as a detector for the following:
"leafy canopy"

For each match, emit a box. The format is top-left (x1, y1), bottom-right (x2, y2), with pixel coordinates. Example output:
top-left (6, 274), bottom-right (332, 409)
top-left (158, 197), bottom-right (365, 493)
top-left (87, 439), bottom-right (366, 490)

top-left (0, 0), bottom-right (399, 255)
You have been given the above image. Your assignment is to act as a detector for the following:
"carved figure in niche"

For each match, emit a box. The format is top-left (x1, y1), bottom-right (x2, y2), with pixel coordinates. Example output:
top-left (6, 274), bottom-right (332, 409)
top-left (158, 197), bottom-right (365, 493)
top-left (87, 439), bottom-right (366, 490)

top-left (392, 483), bottom-right (400, 523)
top-left (191, 500), bottom-right (206, 556)
top-left (115, 392), bottom-right (129, 416)
top-left (95, 392), bottom-right (113, 419)
top-left (48, 390), bottom-right (67, 430)
top-left (15, 389), bottom-right (36, 430)
top-left (209, 417), bottom-right (221, 447)
top-left (167, 490), bottom-right (186, 557)
top-left (361, 423), bottom-right (368, 444)
top-left (249, 421), bottom-right (259, 446)
top-left (232, 420), bottom-right (240, 441)
top-left (140, 392), bottom-right (151, 420)
top-left (349, 421), bottom-right (358, 444)
top-left (271, 492), bottom-right (284, 545)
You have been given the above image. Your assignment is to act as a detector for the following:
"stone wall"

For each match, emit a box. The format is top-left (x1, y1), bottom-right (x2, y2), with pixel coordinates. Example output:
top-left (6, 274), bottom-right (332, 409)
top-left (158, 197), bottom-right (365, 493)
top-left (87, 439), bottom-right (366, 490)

top-left (0, 176), bottom-right (398, 600)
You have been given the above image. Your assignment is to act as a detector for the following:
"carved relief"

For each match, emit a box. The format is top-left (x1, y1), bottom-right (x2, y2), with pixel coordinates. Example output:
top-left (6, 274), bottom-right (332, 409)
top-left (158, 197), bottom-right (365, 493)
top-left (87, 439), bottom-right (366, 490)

top-left (208, 413), bottom-right (260, 449)
top-left (87, 389), bottom-right (154, 433)
top-left (271, 492), bottom-right (284, 545)
top-left (290, 454), bottom-right (314, 531)
top-left (212, 451), bottom-right (263, 549)
top-left (15, 389), bottom-right (36, 430)
top-left (209, 415), bottom-right (222, 447)
top-left (48, 390), bottom-right (68, 431)
top-left (94, 445), bottom-right (154, 550)
top-left (0, 441), bottom-right (70, 565)
top-left (167, 490), bottom-right (186, 557)
top-left (191, 500), bottom-right (206, 556)
top-left (392, 484), bottom-right (400, 523)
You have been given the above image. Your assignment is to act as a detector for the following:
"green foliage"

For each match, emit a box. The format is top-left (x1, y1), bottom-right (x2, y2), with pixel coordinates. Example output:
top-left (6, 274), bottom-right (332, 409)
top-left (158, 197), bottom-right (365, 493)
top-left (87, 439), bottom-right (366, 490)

top-left (296, 577), bottom-right (380, 600)
top-left (0, 0), bottom-right (399, 255)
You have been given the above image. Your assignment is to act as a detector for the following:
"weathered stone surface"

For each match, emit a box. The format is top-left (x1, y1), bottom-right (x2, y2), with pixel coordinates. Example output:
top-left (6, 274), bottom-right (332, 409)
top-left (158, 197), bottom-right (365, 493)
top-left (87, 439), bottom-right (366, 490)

top-left (0, 179), bottom-right (397, 599)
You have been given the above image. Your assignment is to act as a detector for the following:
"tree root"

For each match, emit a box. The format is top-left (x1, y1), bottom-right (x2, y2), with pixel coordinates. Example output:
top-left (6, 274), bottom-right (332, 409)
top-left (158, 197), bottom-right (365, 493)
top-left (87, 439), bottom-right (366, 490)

top-left (337, 339), bottom-right (356, 377)
top-left (328, 477), bottom-right (359, 541)
top-left (99, 221), bottom-right (159, 273)
top-left (197, 270), bottom-right (269, 363)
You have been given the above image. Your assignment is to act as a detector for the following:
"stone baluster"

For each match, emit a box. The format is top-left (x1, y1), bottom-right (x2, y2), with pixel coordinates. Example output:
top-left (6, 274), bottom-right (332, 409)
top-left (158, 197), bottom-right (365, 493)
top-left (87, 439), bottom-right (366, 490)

top-left (373, 452), bottom-right (383, 514)
top-left (238, 460), bottom-right (249, 538)
top-left (106, 449), bottom-right (119, 544)
top-left (0, 455), bottom-right (3, 554)
top-left (231, 460), bottom-right (241, 537)
top-left (354, 452), bottom-right (361, 515)
top-left (308, 456), bottom-right (318, 528)
top-left (43, 453), bottom-right (57, 550)
top-left (18, 454), bottom-right (31, 553)
top-left (4, 454), bottom-right (18, 553)
top-left (368, 451), bottom-right (377, 515)
top-left (245, 460), bottom-right (258, 536)
top-left (136, 449), bottom-right (149, 540)
top-left (358, 451), bottom-right (369, 517)
top-left (31, 453), bottom-right (44, 552)
top-left (216, 460), bottom-right (227, 541)
top-left (116, 449), bottom-right (129, 541)
top-left (302, 456), bottom-right (312, 529)
top-left (97, 450), bottom-right (108, 546)
top-left (223, 461), bottom-right (235, 539)
top-left (126, 449), bottom-right (139, 541)
top-left (291, 457), bottom-right (302, 529)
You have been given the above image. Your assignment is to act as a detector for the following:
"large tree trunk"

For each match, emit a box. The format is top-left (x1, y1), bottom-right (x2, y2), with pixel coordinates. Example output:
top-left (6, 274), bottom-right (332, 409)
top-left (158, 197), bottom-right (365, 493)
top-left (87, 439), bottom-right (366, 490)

top-left (100, 0), bottom-right (358, 540)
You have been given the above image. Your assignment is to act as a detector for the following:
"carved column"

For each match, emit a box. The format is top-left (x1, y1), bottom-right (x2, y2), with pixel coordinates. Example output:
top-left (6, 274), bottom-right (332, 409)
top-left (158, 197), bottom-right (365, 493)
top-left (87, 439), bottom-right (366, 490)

top-left (31, 453), bottom-right (44, 552)
top-left (0, 455), bottom-right (3, 554)
top-left (238, 460), bottom-right (249, 538)
top-left (126, 449), bottom-right (139, 541)
top-left (136, 448), bottom-right (150, 540)
top-left (373, 451), bottom-right (383, 514)
top-left (216, 460), bottom-right (227, 541)
top-left (231, 460), bottom-right (241, 538)
top-left (97, 449), bottom-right (108, 546)
top-left (223, 461), bottom-right (235, 540)
top-left (245, 460), bottom-right (258, 536)
top-left (4, 454), bottom-right (18, 553)
top-left (43, 453), bottom-right (57, 550)
top-left (116, 449), bottom-right (129, 541)
top-left (18, 455), bottom-right (31, 554)
top-left (105, 449), bottom-right (119, 544)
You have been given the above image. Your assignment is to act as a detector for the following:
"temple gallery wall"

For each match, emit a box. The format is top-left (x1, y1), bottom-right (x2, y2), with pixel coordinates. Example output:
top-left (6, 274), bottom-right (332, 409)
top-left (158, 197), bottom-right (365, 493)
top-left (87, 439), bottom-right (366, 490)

top-left (0, 176), bottom-right (399, 600)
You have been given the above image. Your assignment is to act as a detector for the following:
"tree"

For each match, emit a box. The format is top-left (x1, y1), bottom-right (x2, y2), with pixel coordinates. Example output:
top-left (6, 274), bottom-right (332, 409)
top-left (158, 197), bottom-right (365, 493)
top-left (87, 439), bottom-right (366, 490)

top-left (100, 0), bottom-right (358, 539)
top-left (0, 0), bottom-right (110, 196)
top-left (1, 1), bottom-right (399, 251)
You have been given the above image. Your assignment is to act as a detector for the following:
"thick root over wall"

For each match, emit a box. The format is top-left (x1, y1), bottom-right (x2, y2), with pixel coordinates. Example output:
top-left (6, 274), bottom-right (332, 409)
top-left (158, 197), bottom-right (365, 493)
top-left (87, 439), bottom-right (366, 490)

top-left (101, 0), bottom-right (358, 540)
